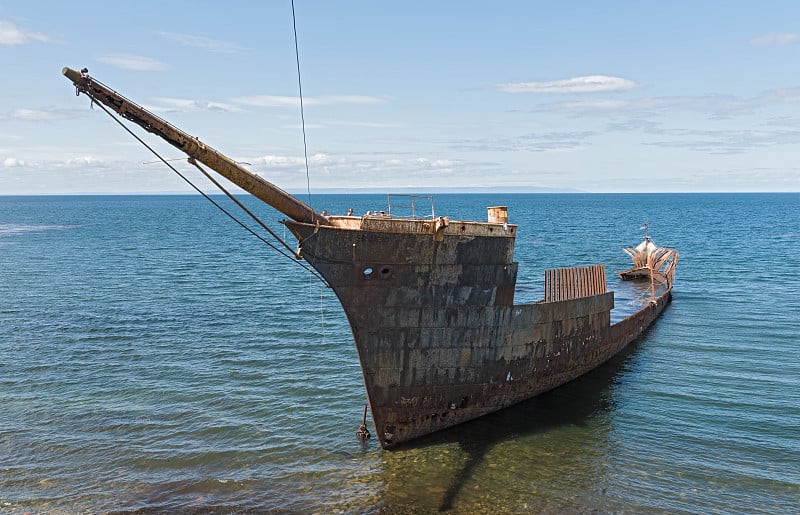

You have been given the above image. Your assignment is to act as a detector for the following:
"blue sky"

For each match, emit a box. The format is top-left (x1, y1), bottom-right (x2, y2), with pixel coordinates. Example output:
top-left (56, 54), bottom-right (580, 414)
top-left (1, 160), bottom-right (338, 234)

top-left (1, 1), bottom-right (799, 193)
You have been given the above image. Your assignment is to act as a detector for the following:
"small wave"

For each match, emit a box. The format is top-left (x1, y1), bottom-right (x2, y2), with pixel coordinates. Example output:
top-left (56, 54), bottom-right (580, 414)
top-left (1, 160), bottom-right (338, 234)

top-left (0, 223), bottom-right (79, 237)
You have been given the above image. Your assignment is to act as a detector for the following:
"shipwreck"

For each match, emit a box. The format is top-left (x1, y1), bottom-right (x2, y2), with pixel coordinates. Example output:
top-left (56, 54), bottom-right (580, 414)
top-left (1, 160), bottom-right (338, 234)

top-left (63, 67), bottom-right (679, 449)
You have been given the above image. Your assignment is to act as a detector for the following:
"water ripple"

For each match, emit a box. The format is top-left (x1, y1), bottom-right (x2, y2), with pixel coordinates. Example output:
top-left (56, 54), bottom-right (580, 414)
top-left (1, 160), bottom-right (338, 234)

top-left (1, 193), bottom-right (798, 513)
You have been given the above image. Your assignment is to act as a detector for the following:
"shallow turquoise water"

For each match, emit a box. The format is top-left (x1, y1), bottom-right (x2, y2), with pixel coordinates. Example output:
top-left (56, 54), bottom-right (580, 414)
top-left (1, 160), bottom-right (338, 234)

top-left (1, 193), bottom-right (798, 513)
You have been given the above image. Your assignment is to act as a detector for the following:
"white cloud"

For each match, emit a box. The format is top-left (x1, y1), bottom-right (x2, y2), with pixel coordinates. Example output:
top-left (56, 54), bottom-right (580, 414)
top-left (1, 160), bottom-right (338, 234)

top-left (495, 75), bottom-right (639, 94)
top-left (239, 153), bottom-right (462, 187)
top-left (65, 156), bottom-right (102, 166)
top-left (233, 95), bottom-right (299, 108)
top-left (539, 87), bottom-right (800, 119)
top-left (453, 131), bottom-right (595, 153)
top-left (97, 53), bottom-right (167, 71)
top-left (251, 153), bottom-right (336, 168)
top-left (282, 120), bottom-right (400, 130)
top-left (326, 156), bottom-right (463, 183)
top-left (319, 95), bottom-right (385, 105)
top-left (760, 86), bottom-right (800, 103)
top-left (3, 157), bottom-right (25, 167)
top-left (329, 121), bottom-right (399, 128)
top-left (762, 116), bottom-right (800, 127)
top-left (149, 97), bottom-right (242, 113)
top-left (0, 20), bottom-right (50, 45)
top-left (10, 109), bottom-right (66, 122)
top-left (154, 31), bottom-right (247, 54)
top-left (0, 155), bottom-right (106, 169)
top-left (750, 33), bottom-right (800, 46)
top-left (233, 94), bottom-right (385, 108)
top-left (430, 159), bottom-right (454, 168)
top-left (644, 128), bottom-right (800, 155)
top-left (555, 99), bottom-right (633, 111)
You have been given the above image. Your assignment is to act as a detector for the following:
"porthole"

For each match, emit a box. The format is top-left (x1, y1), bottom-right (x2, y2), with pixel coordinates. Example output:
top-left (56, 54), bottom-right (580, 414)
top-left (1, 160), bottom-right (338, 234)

top-left (363, 267), bottom-right (374, 276)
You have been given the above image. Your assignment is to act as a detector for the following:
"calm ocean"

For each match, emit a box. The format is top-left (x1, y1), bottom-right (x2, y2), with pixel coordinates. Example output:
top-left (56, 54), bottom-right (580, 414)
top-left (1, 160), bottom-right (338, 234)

top-left (1, 192), bottom-right (798, 513)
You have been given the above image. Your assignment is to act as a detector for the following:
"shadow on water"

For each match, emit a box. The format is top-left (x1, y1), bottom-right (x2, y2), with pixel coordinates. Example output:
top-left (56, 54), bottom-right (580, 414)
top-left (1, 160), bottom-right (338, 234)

top-left (382, 338), bottom-right (646, 512)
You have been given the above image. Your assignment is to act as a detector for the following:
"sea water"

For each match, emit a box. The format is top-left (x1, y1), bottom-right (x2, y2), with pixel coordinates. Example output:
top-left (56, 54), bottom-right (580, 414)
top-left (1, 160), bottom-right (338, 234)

top-left (1, 193), bottom-right (798, 513)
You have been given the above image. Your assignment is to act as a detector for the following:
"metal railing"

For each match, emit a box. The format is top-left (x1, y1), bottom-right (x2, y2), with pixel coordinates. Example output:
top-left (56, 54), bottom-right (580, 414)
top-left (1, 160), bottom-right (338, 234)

top-left (544, 264), bottom-right (607, 302)
top-left (386, 194), bottom-right (435, 219)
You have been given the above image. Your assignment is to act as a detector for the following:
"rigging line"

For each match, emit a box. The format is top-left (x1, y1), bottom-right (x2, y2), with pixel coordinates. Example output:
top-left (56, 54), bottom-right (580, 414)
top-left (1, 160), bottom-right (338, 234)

top-left (188, 157), bottom-right (300, 259)
top-left (291, 0), bottom-right (313, 206)
top-left (86, 95), bottom-right (329, 287)
top-left (187, 160), bottom-right (331, 290)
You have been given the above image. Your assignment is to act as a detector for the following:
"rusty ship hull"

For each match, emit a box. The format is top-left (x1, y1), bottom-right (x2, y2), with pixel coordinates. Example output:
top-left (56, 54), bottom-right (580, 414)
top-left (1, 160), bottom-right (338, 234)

top-left (63, 67), bottom-right (678, 450)
top-left (286, 217), bottom-right (674, 448)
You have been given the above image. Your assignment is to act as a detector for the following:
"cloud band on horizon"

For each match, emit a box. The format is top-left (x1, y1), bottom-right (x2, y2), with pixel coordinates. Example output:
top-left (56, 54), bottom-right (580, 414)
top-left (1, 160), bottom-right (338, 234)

top-left (495, 75), bottom-right (639, 94)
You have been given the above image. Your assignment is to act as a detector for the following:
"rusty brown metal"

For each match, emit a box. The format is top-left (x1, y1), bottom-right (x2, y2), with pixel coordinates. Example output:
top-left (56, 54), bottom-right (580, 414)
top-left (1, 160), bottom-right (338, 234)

top-left (619, 222), bottom-right (679, 287)
top-left (287, 217), bottom-right (673, 448)
top-left (356, 404), bottom-right (371, 441)
top-left (487, 206), bottom-right (509, 224)
top-left (544, 265), bottom-right (606, 302)
top-left (619, 235), bottom-right (679, 288)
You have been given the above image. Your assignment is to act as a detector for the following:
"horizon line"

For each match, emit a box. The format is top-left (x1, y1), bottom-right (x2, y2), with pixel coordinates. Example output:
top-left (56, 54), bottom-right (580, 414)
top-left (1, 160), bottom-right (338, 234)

top-left (1, 190), bottom-right (796, 196)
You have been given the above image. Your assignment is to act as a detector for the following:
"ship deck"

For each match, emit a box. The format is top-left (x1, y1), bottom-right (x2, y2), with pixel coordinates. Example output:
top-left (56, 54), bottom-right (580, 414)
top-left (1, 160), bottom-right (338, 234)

top-left (608, 278), bottom-right (671, 323)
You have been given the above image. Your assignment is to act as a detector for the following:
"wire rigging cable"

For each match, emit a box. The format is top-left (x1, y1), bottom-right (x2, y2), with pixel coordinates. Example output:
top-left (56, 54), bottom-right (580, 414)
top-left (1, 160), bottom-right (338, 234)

top-left (290, 3), bottom-right (328, 344)
top-left (85, 93), bottom-right (329, 287)
top-left (291, 0), bottom-right (313, 206)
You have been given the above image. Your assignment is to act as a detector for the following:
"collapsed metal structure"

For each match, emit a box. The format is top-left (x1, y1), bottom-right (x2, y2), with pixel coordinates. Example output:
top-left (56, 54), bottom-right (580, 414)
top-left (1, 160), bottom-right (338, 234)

top-left (63, 67), bottom-right (678, 448)
top-left (619, 224), bottom-right (679, 286)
